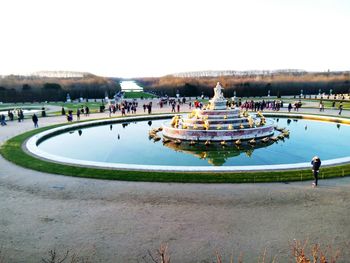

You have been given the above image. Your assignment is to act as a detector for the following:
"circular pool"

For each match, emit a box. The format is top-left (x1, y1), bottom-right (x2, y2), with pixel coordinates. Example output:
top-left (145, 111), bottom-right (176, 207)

top-left (26, 114), bottom-right (350, 172)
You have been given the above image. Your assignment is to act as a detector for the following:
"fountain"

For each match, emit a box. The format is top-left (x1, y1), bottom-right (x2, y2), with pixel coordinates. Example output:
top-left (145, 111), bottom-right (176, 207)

top-left (162, 82), bottom-right (275, 141)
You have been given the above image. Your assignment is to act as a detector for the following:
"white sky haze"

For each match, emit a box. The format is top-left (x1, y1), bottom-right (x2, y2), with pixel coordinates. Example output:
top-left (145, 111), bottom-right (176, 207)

top-left (0, 0), bottom-right (349, 77)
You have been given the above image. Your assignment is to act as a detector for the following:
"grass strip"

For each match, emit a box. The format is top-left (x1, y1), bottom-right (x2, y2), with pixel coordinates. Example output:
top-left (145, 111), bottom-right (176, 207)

top-left (1, 121), bottom-right (350, 183)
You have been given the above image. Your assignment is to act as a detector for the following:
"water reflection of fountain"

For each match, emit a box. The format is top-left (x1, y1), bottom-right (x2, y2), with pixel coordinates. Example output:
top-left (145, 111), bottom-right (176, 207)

top-left (163, 140), bottom-right (275, 166)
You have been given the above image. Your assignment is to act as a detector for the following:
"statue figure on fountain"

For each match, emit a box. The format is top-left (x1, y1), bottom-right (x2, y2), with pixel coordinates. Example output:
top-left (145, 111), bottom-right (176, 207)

top-left (213, 82), bottom-right (224, 99)
top-left (209, 82), bottom-right (227, 110)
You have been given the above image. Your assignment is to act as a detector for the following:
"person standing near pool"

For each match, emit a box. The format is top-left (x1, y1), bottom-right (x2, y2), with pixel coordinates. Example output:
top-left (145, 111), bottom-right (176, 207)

top-left (76, 108), bottom-right (81, 121)
top-left (1, 114), bottom-right (6, 126)
top-left (338, 102), bottom-right (343, 115)
top-left (32, 113), bottom-right (39, 128)
top-left (311, 156), bottom-right (321, 187)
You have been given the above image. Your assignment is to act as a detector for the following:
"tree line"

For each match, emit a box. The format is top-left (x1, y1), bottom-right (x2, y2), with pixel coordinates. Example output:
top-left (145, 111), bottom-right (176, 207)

top-left (137, 72), bottom-right (350, 98)
top-left (0, 75), bottom-right (121, 103)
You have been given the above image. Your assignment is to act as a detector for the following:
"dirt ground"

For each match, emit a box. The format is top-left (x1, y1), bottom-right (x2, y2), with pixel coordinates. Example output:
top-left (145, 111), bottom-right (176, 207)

top-left (1, 107), bottom-right (350, 262)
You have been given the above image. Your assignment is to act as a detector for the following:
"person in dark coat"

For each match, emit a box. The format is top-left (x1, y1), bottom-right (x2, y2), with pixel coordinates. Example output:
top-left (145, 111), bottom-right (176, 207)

top-left (311, 156), bottom-right (321, 187)
top-left (76, 108), bottom-right (81, 121)
top-left (32, 114), bottom-right (39, 128)
top-left (1, 114), bottom-right (6, 126)
top-left (338, 102), bottom-right (343, 115)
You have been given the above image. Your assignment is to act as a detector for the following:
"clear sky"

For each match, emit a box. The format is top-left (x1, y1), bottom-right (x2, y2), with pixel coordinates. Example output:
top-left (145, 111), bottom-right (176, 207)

top-left (0, 0), bottom-right (349, 77)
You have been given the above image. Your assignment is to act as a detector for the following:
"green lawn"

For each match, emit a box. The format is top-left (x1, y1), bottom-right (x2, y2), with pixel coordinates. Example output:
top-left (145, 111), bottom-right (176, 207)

top-left (1, 119), bottom-right (350, 183)
top-left (322, 101), bottom-right (350, 109)
top-left (49, 102), bottom-right (104, 113)
top-left (288, 99), bottom-right (350, 109)
top-left (123, 92), bottom-right (157, 99)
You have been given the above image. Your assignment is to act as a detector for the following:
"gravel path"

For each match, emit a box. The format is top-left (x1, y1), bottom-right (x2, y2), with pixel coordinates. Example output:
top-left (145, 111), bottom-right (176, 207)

top-left (1, 105), bottom-right (350, 262)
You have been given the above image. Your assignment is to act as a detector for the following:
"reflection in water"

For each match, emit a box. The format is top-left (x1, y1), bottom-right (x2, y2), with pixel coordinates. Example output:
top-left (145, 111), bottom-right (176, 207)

top-left (118, 134), bottom-right (120, 140)
top-left (245, 148), bottom-right (254, 157)
top-left (78, 130), bottom-right (82, 136)
top-left (148, 121), bottom-right (152, 126)
top-left (287, 119), bottom-right (292, 125)
top-left (122, 123), bottom-right (129, 128)
top-left (163, 140), bottom-right (275, 166)
top-left (110, 125), bottom-right (113, 130)
top-left (337, 123), bottom-right (341, 130)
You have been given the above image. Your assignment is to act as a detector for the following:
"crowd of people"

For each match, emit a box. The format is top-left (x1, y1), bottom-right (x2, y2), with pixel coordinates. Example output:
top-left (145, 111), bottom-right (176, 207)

top-left (1, 109), bottom-right (24, 126)
top-left (108, 100), bottom-right (141, 117)
top-left (0, 109), bottom-right (39, 127)
top-left (239, 99), bottom-right (284, 112)
top-left (0, 96), bottom-right (348, 128)
top-left (62, 105), bottom-right (90, 122)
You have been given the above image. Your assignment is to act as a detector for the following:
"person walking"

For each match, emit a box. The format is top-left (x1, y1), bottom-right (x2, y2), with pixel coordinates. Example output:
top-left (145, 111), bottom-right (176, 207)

top-left (148, 102), bottom-right (152, 114)
top-left (32, 114), bottom-right (39, 128)
top-left (338, 102), bottom-right (343, 115)
top-left (76, 108), bottom-right (81, 121)
top-left (85, 106), bottom-right (90, 116)
top-left (1, 114), bottom-right (7, 126)
top-left (311, 156), bottom-right (321, 187)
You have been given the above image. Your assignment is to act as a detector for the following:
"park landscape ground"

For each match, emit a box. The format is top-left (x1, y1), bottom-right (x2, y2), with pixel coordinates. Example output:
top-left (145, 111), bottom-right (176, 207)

top-left (0, 99), bottom-right (350, 262)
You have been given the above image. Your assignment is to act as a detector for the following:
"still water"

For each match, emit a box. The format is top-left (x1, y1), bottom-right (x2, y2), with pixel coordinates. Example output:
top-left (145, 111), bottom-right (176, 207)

top-left (38, 118), bottom-right (350, 166)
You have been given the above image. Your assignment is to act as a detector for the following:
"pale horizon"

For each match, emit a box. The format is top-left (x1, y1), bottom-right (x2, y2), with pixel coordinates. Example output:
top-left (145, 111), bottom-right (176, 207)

top-left (0, 0), bottom-right (349, 78)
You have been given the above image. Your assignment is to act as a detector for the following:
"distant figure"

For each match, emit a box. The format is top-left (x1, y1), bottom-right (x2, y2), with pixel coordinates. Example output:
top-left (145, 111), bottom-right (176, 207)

top-left (121, 106), bottom-right (126, 116)
top-left (76, 108), bottom-right (81, 121)
top-left (319, 102), bottom-right (324, 112)
top-left (85, 106), bottom-right (90, 116)
top-left (32, 114), bottom-right (39, 128)
top-left (18, 109), bottom-right (24, 122)
top-left (67, 110), bottom-right (73, 122)
top-left (61, 107), bottom-right (66, 116)
top-left (338, 102), bottom-right (343, 115)
top-left (177, 103), bottom-right (180, 113)
top-left (1, 114), bottom-right (7, 126)
top-left (288, 103), bottom-right (292, 112)
top-left (41, 107), bottom-right (46, 117)
top-left (8, 110), bottom-right (14, 121)
top-left (311, 156), bottom-right (321, 187)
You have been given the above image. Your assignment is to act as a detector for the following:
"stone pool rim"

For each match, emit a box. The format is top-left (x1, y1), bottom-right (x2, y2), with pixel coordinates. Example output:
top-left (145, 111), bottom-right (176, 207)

top-left (25, 113), bottom-right (350, 172)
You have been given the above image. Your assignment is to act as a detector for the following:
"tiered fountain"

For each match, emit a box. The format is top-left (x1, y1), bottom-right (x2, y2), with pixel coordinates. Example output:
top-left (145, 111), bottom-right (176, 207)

top-left (162, 82), bottom-right (275, 143)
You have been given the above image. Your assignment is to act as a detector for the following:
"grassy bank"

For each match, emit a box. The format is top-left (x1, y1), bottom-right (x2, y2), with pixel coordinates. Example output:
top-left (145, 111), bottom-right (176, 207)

top-left (1, 120), bottom-right (350, 183)
top-left (123, 91), bottom-right (157, 99)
